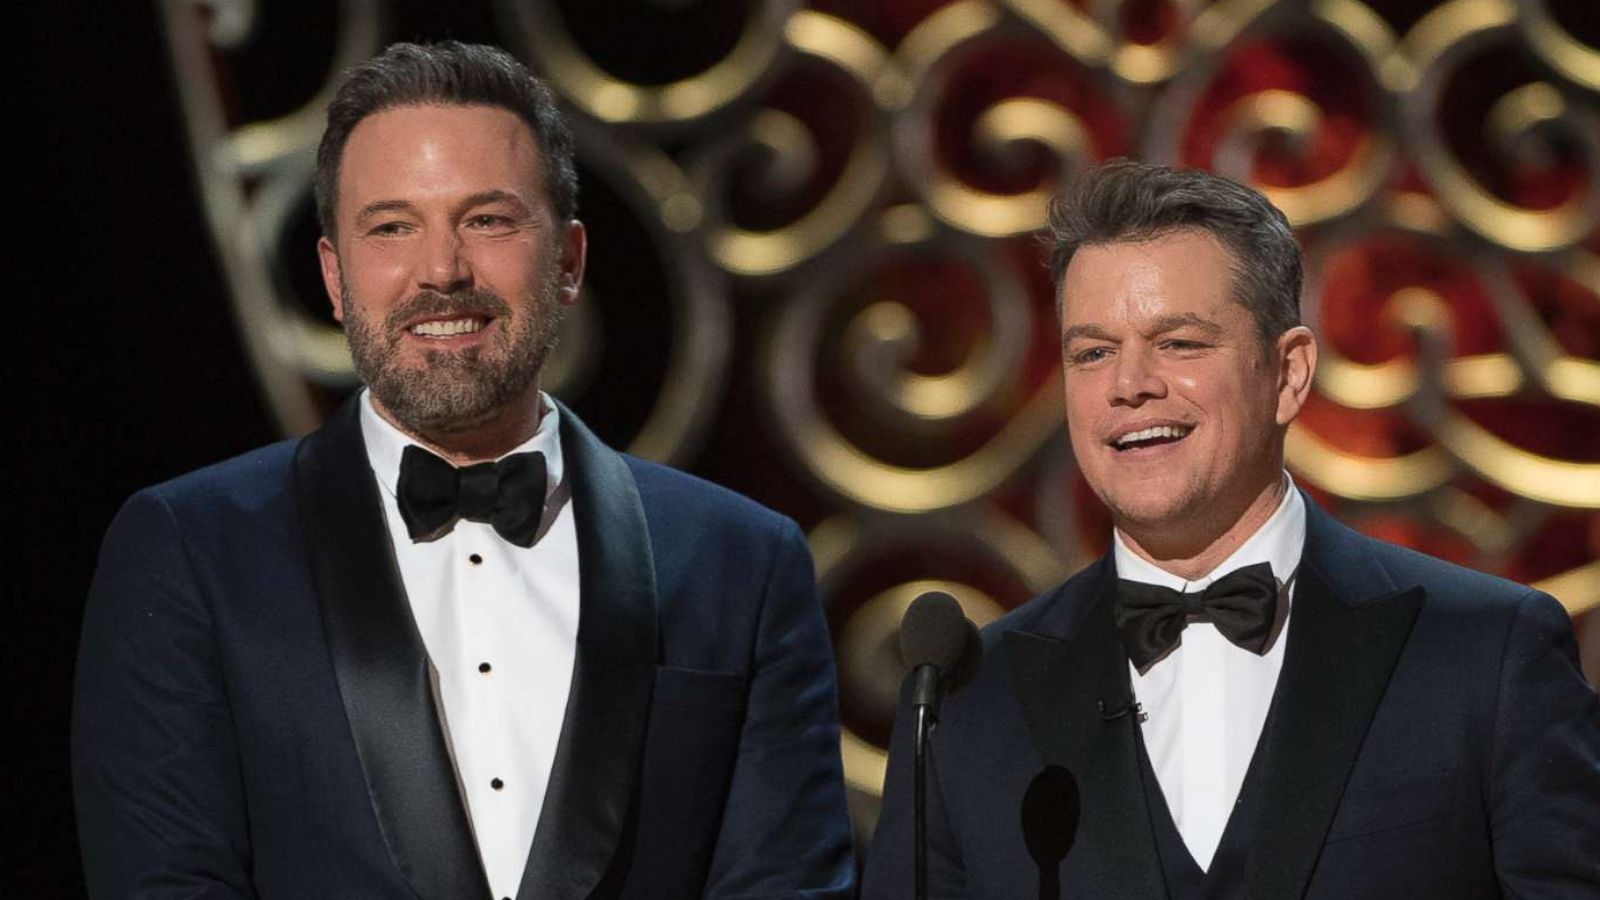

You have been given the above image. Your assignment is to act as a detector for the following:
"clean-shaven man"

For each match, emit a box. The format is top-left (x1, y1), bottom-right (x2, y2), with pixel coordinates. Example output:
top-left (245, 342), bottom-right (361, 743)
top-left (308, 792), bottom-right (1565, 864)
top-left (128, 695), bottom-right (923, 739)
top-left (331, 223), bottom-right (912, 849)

top-left (75, 41), bottom-right (853, 899)
top-left (862, 161), bottom-right (1599, 898)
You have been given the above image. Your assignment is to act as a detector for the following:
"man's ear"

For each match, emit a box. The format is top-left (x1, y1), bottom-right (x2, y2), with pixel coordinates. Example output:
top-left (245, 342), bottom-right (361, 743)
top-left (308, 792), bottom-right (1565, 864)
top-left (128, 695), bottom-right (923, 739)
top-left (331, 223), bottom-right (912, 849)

top-left (556, 220), bottom-right (587, 307)
top-left (317, 235), bottom-right (345, 322)
top-left (1275, 325), bottom-right (1318, 426)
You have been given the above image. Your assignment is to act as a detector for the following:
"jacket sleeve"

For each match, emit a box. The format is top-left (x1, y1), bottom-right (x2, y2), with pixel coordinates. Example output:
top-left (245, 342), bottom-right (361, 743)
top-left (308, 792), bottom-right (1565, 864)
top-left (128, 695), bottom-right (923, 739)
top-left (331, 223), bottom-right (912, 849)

top-left (858, 675), bottom-right (969, 900)
top-left (72, 491), bottom-right (255, 898)
top-left (1489, 589), bottom-right (1600, 894)
top-left (701, 518), bottom-right (856, 899)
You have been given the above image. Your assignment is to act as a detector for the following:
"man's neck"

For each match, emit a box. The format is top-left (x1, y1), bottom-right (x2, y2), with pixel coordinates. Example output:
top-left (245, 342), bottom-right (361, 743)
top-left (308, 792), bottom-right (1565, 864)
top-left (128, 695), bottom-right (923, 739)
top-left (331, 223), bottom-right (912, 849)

top-left (1117, 474), bottom-right (1289, 582)
top-left (372, 388), bottom-right (547, 466)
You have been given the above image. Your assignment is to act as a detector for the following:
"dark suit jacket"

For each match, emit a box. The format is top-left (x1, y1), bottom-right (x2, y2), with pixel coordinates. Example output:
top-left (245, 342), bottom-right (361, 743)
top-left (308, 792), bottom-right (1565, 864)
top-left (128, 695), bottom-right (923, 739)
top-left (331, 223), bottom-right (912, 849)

top-left (73, 400), bottom-right (854, 899)
top-left (861, 498), bottom-right (1600, 898)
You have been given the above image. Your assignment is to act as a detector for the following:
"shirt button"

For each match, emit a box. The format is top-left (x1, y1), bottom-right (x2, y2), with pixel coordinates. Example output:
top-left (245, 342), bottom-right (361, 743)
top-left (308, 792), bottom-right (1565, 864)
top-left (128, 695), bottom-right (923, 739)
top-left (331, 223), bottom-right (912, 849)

top-left (469, 553), bottom-right (483, 565)
top-left (491, 777), bottom-right (504, 790)
top-left (479, 661), bottom-right (492, 674)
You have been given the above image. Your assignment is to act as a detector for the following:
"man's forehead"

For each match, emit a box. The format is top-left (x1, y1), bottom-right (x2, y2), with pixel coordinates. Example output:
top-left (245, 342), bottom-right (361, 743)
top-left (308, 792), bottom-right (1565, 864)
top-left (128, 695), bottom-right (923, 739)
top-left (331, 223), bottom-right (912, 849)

top-left (346, 101), bottom-right (534, 141)
top-left (1065, 232), bottom-right (1232, 279)
top-left (1059, 232), bottom-right (1237, 323)
top-left (338, 103), bottom-right (544, 191)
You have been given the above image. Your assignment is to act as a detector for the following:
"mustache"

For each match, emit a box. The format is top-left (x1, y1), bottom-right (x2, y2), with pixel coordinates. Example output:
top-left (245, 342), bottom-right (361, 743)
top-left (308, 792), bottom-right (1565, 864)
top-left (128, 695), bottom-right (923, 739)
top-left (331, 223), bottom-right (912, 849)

top-left (383, 288), bottom-right (512, 331)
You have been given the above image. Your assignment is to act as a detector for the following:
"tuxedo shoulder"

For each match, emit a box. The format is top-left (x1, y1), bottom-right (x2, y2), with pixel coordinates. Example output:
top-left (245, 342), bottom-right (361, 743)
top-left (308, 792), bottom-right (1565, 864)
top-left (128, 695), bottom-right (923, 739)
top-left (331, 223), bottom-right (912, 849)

top-left (99, 441), bottom-right (302, 573)
top-left (1318, 518), bottom-right (1539, 611)
top-left (131, 439), bottom-right (300, 520)
top-left (623, 455), bottom-right (800, 542)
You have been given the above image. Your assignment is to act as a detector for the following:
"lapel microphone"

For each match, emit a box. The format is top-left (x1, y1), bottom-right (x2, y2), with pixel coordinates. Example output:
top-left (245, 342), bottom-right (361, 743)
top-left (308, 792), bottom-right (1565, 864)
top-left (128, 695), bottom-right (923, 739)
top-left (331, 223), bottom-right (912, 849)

top-left (899, 591), bottom-right (982, 900)
top-left (1097, 696), bottom-right (1147, 723)
top-left (1022, 765), bottom-right (1081, 900)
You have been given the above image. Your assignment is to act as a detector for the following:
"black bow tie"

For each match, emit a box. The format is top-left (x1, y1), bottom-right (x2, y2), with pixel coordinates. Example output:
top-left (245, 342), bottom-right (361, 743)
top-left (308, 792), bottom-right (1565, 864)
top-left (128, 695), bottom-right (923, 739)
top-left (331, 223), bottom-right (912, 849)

top-left (396, 444), bottom-right (548, 548)
top-left (1115, 562), bottom-right (1280, 672)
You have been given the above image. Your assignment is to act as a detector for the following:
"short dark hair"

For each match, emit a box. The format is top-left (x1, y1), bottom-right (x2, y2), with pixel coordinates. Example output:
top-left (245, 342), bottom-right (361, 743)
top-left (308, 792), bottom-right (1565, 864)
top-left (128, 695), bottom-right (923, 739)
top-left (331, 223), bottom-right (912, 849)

top-left (314, 41), bottom-right (578, 239)
top-left (1046, 160), bottom-right (1301, 343)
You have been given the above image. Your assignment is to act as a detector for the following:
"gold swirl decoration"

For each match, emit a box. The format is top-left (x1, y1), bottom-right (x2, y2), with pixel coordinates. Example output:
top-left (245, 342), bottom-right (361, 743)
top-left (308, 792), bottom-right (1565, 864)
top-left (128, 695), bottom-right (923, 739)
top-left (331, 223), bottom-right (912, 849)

top-left (1298, 214), bottom-right (1600, 513)
top-left (838, 267), bottom-right (1032, 430)
top-left (161, 0), bottom-right (387, 436)
top-left (562, 123), bottom-right (735, 466)
top-left (894, 2), bottom-right (1098, 238)
top-left (1400, 0), bottom-right (1600, 253)
top-left (1512, 0), bottom-right (1600, 93)
top-left (763, 233), bottom-right (1064, 513)
top-left (1142, 0), bottom-right (1401, 228)
top-left (495, 0), bottom-right (794, 128)
top-left (689, 12), bottom-right (899, 277)
top-left (1002, 0), bottom-right (1280, 83)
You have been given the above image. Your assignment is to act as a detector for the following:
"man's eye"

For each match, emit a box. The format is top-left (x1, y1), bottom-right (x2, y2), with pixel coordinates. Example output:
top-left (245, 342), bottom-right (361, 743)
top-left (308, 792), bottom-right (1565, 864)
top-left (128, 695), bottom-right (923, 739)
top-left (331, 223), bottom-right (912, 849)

top-left (467, 214), bottom-right (513, 229)
top-left (1162, 340), bottom-right (1206, 352)
top-left (368, 222), bottom-right (410, 236)
top-left (1073, 347), bottom-right (1111, 364)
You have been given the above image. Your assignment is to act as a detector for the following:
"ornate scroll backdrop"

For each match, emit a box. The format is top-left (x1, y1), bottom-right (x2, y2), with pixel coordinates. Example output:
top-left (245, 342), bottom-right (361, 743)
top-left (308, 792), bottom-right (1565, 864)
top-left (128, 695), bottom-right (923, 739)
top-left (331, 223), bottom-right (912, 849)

top-left (162, 0), bottom-right (1599, 843)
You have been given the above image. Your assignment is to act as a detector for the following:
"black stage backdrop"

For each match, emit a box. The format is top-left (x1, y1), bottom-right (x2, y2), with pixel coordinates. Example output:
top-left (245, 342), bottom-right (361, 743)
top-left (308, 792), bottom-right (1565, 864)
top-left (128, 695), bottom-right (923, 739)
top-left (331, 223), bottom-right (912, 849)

top-left (24, 4), bottom-right (273, 893)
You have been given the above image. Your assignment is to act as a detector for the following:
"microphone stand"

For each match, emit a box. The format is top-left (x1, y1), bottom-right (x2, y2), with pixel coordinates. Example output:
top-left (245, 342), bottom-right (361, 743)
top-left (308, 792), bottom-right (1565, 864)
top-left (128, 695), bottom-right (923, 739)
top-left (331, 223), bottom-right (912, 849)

top-left (914, 702), bottom-right (930, 900)
top-left (910, 664), bottom-right (941, 900)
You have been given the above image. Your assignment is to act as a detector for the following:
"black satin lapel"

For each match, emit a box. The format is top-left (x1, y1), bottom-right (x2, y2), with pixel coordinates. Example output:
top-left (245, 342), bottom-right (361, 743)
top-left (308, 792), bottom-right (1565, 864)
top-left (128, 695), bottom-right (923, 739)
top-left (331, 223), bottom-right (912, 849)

top-left (517, 405), bottom-right (658, 900)
top-left (294, 399), bottom-right (490, 900)
top-left (1006, 570), bottom-right (1166, 898)
top-left (1246, 562), bottom-right (1424, 898)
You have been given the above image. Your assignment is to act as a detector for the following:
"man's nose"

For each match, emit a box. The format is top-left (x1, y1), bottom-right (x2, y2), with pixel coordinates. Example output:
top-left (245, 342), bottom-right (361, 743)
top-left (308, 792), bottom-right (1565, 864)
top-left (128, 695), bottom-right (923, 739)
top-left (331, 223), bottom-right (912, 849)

top-left (1109, 347), bottom-right (1166, 407)
top-left (417, 229), bottom-right (473, 294)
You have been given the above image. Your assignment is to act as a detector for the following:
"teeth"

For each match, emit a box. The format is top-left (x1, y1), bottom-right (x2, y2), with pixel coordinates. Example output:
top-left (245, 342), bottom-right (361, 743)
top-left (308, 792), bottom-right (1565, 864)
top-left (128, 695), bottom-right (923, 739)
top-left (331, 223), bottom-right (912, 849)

top-left (410, 318), bottom-right (484, 337)
top-left (1114, 425), bottom-right (1191, 448)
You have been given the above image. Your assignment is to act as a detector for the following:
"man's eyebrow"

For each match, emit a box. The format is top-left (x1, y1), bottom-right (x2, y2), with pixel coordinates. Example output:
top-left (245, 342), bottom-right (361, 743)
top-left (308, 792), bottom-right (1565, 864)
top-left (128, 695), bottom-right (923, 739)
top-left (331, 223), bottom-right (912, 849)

top-left (459, 189), bottom-right (530, 212)
top-left (1149, 313), bottom-right (1223, 337)
top-left (1062, 324), bottom-right (1117, 347)
top-left (1061, 314), bottom-right (1224, 349)
top-left (353, 199), bottom-right (415, 224)
top-left (353, 191), bottom-right (533, 226)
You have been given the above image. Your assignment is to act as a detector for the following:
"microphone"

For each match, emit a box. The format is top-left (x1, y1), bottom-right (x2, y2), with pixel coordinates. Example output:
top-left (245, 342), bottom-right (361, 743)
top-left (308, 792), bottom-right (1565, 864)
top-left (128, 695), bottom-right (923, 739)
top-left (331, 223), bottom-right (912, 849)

top-left (1097, 696), bottom-right (1146, 723)
top-left (899, 590), bottom-right (975, 724)
top-left (1021, 765), bottom-right (1081, 900)
top-left (898, 590), bottom-right (981, 900)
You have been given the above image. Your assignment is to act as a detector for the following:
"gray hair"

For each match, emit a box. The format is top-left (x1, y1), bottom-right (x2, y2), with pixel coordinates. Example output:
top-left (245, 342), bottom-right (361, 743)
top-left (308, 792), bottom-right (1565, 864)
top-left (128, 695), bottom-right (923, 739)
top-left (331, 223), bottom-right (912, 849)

top-left (314, 41), bottom-right (578, 240)
top-left (1046, 160), bottom-right (1302, 343)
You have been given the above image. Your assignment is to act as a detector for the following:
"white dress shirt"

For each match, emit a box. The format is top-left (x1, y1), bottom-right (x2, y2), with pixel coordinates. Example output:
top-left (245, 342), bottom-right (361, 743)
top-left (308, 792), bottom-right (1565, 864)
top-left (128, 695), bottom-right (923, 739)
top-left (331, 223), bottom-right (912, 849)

top-left (360, 391), bottom-right (580, 900)
top-left (1115, 478), bottom-right (1305, 871)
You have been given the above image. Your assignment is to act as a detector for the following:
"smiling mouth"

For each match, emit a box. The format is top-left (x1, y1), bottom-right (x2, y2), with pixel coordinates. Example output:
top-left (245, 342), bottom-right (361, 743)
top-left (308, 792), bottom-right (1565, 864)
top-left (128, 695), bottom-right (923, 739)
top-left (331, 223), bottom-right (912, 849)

top-left (1111, 424), bottom-right (1194, 452)
top-left (408, 317), bottom-right (488, 338)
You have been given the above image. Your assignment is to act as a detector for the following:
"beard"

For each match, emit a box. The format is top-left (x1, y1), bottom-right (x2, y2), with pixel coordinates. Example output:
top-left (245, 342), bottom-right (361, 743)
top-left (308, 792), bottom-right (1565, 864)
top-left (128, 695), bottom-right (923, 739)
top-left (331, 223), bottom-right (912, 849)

top-left (341, 274), bottom-right (565, 436)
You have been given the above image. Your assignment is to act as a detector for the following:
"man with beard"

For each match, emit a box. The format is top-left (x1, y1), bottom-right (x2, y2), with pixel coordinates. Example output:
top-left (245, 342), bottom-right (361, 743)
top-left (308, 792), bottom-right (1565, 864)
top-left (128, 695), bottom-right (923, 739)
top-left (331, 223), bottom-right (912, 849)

top-left (860, 162), bottom-right (1600, 898)
top-left (74, 42), bottom-right (854, 900)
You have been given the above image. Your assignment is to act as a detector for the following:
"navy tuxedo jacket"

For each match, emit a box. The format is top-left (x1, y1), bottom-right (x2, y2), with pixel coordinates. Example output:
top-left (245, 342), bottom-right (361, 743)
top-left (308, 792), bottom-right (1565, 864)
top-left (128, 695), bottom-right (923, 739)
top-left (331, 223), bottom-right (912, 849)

top-left (862, 499), bottom-right (1600, 899)
top-left (73, 400), bottom-right (854, 899)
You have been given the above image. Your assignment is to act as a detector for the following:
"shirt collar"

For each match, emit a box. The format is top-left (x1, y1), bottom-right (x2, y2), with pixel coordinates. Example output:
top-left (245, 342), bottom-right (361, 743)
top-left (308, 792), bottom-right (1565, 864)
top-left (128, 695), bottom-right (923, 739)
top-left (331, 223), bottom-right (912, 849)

top-left (1112, 473), bottom-right (1306, 593)
top-left (358, 389), bottom-right (565, 502)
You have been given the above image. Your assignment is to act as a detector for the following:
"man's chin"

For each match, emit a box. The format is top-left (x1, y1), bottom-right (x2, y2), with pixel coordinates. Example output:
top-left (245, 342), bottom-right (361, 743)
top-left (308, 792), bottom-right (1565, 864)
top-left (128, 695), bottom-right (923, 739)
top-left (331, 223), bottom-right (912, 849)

top-left (368, 379), bottom-right (503, 434)
top-left (1104, 490), bottom-right (1200, 535)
